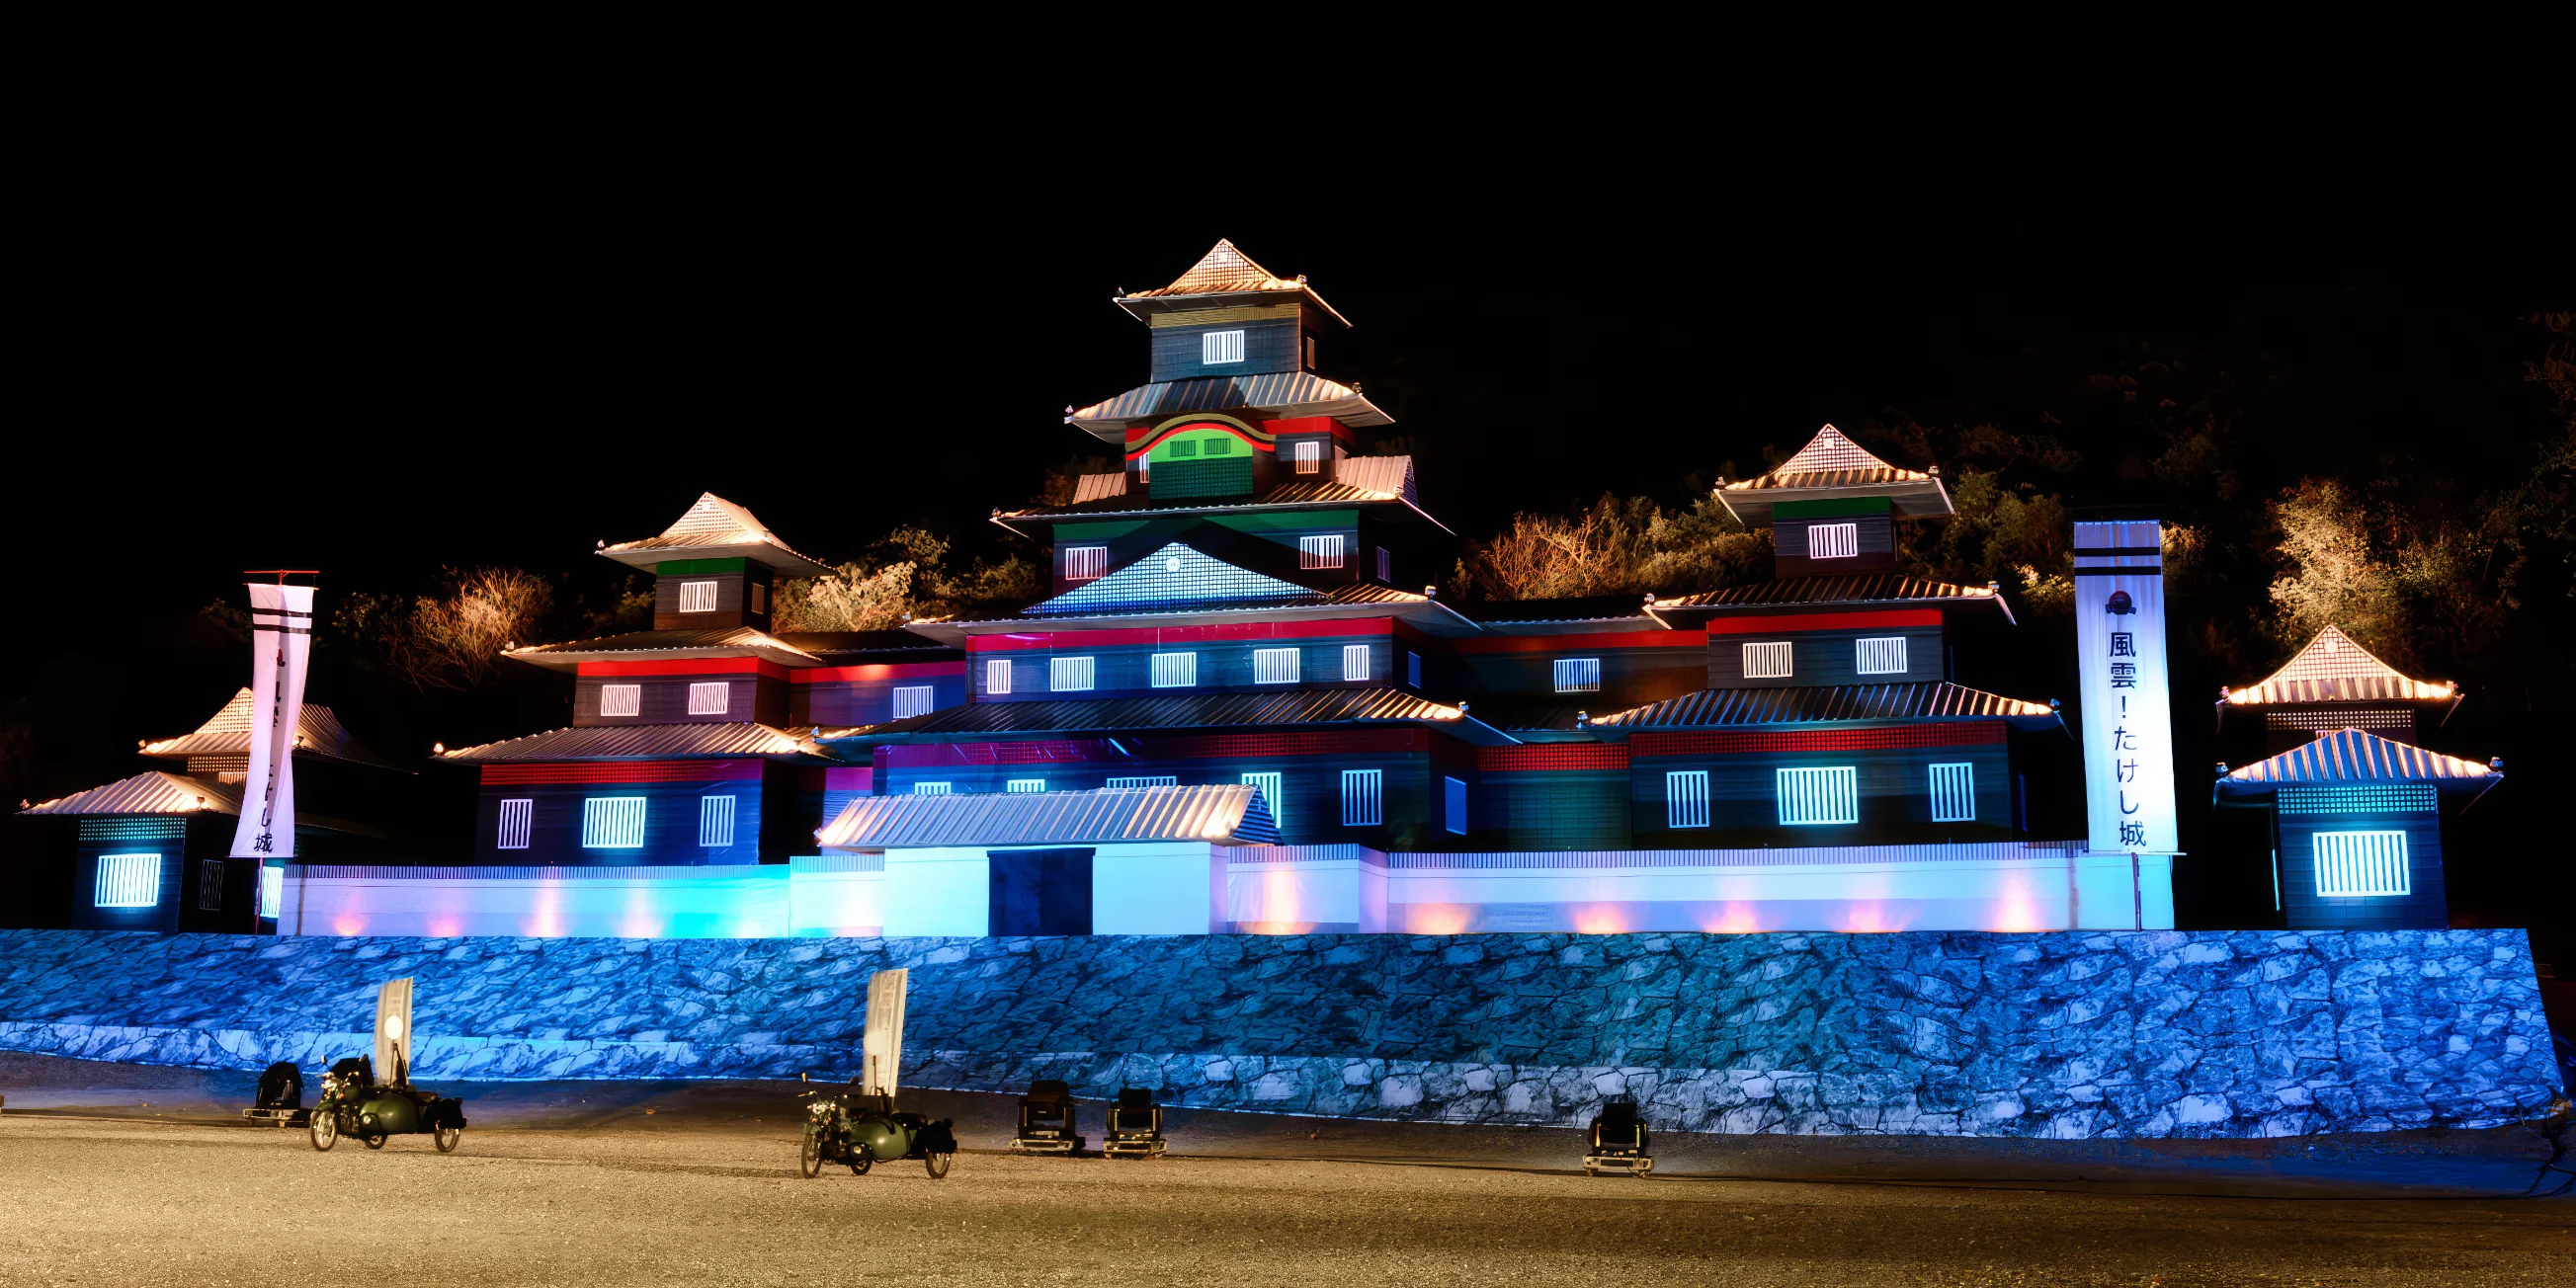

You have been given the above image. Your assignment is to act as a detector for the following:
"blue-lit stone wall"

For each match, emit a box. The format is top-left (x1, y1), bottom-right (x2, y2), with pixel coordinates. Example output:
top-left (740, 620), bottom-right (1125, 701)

top-left (0, 927), bottom-right (2558, 1138)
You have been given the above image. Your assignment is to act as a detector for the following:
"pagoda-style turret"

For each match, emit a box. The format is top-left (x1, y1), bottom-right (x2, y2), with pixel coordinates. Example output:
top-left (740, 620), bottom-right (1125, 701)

top-left (597, 492), bottom-right (833, 632)
top-left (2219, 626), bottom-right (2459, 754)
top-left (1715, 425), bottom-right (1953, 577)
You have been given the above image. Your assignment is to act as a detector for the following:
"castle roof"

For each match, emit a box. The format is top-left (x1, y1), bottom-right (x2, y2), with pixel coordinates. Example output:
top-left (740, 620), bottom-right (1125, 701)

top-left (139, 688), bottom-right (407, 771)
top-left (1592, 682), bottom-right (2057, 732)
top-left (2216, 727), bottom-right (2499, 797)
top-left (503, 627), bottom-right (829, 673)
top-left (598, 493), bottom-right (833, 577)
top-left (433, 722), bottom-right (838, 764)
top-left (1715, 426), bottom-right (1953, 526)
top-left (996, 456), bottom-right (1441, 530)
top-left (1651, 574), bottom-right (2012, 623)
top-left (1065, 372), bottom-right (1392, 442)
top-left (1114, 239), bottom-right (1351, 327)
top-left (820, 686), bottom-right (1514, 748)
top-left (18, 769), bottom-right (385, 835)
top-left (2223, 626), bottom-right (2455, 706)
top-left (819, 783), bottom-right (1279, 849)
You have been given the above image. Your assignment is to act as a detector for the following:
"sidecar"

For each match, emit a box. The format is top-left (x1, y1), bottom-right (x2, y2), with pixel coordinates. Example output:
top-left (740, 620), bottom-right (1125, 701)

top-left (1007, 1080), bottom-right (1084, 1156)
top-left (241, 1061), bottom-right (308, 1127)
top-left (308, 1055), bottom-right (468, 1154)
top-left (800, 1082), bottom-right (957, 1179)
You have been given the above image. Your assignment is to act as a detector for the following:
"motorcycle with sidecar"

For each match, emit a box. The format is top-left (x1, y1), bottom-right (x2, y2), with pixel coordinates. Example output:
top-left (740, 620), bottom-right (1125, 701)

top-left (799, 1079), bottom-right (957, 1179)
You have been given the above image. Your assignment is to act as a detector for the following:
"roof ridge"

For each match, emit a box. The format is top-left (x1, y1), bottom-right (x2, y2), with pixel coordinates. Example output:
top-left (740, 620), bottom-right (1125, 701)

top-left (1774, 425), bottom-right (1901, 478)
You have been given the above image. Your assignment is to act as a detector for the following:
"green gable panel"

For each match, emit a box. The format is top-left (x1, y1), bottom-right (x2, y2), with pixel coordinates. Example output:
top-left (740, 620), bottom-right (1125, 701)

top-left (1050, 520), bottom-right (1157, 543)
top-left (1773, 497), bottom-right (1894, 519)
top-left (655, 557), bottom-right (751, 575)
top-left (1211, 510), bottom-right (1361, 534)
top-left (1154, 455), bottom-right (1256, 501)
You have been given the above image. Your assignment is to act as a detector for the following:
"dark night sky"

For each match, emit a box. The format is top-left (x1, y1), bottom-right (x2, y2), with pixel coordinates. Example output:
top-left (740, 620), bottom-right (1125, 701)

top-left (7, 157), bottom-right (2565, 952)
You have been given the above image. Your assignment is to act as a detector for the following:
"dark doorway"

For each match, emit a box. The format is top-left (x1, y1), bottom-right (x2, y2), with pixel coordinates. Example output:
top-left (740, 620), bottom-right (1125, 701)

top-left (988, 847), bottom-right (1094, 936)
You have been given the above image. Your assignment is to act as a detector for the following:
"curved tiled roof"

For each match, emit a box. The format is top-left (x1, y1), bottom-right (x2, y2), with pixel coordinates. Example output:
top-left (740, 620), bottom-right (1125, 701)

top-left (1006, 457), bottom-right (1422, 522)
top-left (1066, 371), bottom-right (1392, 433)
top-left (1657, 574), bottom-right (2008, 618)
top-left (140, 689), bottom-right (406, 771)
top-left (820, 784), bottom-right (1277, 849)
top-left (504, 627), bottom-right (825, 672)
top-left (18, 771), bottom-right (386, 836)
top-left (434, 722), bottom-right (835, 763)
top-left (1724, 425), bottom-right (1931, 491)
top-left (1594, 682), bottom-right (2055, 729)
top-left (827, 687), bottom-right (1509, 745)
top-left (2225, 627), bottom-right (2454, 705)
top-left (1123, 240), bottom-right (1299, 298)
top-left (2221, 728), bottom-right (2498, 788)
top-left (598, 493), bottom-right (832, 576)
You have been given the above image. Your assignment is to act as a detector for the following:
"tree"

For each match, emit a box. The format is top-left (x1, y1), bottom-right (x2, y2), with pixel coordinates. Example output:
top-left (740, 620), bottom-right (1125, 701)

top-left (332, 568), bottom-right (553, 692)
top-left (773, 524), bottom-right (1041, 630)
top-left (1452, 493), bottom-right (1770, 601)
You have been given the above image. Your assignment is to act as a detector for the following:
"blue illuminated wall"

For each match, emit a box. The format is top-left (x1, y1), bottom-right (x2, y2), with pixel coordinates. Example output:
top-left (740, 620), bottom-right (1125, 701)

top-left (0, 926), bottom-right (2555, 1139)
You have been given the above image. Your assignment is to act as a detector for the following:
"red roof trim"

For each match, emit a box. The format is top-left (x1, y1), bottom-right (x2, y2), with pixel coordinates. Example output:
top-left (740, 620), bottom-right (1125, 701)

top-left (1701, 609), bottom-right (1944, 636)
top-left (577, 658), bottom-right (793, 682)
top-left (793, 661), bottom-right (966, 684)
top-left (1634, 722), bottom-right (2006, 756)
top-left (967, 619), bottom-right (1395, 652)
top-left (1451, 630), bottom-right (1701, 654)
top-left (477, 759), bottom-right (766, 784)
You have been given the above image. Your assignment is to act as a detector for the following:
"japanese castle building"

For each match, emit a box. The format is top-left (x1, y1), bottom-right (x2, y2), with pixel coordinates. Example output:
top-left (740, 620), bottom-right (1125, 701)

top-left (267, 241), bottom-right (2176, 940)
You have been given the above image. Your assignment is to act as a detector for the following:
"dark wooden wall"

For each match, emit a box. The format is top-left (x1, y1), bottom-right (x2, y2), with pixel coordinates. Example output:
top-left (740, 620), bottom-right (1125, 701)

top-left (1628, 740), bottom-right (2014, 848)
top-left (2276, 797), bottom-right (2448, 930)
top-left (652, 564), bottom-right (774, 631)
top-left (1773, 515), bottom-right (1896, 577)
top-left (974, 635), bottom-right (1393, 701)
top-left (471, 771), bottom-right (779, 865)
top-left (574, 674), bottom-right (789, 726)
top-left (1705, 623), bottom-right (1949, 689)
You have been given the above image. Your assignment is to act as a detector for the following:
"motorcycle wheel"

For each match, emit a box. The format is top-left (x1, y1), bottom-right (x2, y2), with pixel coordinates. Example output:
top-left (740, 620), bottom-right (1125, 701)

top-left (434, 1125), bottom-right (461, 1154)
top-left (365, 1135), bottom-right (387, 1151)
top-left (798, 1131), bottom-right (823, 1178)
top-left (924, 1152), bottom-right (952, 1180)
top-left (849, 1144), bottom-right (873, 1176)
top-left (309, 1113), bottom-right (338, 1152)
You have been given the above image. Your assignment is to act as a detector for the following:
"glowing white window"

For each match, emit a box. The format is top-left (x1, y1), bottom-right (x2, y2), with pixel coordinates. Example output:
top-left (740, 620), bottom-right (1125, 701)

top-left (198, 859), bottom-right (226, 911)
top-left (87, 856), bottom-right (144, 917)
top-left (1294, 441), bottom-right (1322, 474)
top-left (1064, 546), bottom-right (1108, 581)
top-left (1107, 775), bottom-right (1177, 788)
top-left (2314, 831), bottom-right (2410, 897)
top-left (581, 797), bottom-right (647, 848)
top-left (599, 684), bottom-right (641, 717)
top-left (1553, 658), bottom-right (1602, 692)
top-left (985, 658), bottom-right (1013, 695)
top-left (679, 580), bottom-right (718, 613)
top-left (698, 794), bottom-right (736, 847)
top-left (1242, 771), bottom-right (1283, 825)
top-left (259, 864), bottom-right (283, 920)
top-left (1666, 771), bottom-right (1709, 829)
top-left (1856, 637), bottom-right (1908, 676)
top-left (1150, 652), bottom-right (1198, 688)
top-left (1340, 769), bottom-right (1381, 827)
top-left (1777, 767), bottom-right (1859, 826)
top-left (1928, 763), bottom-right (1975, 823)
top-left (1444, 776), bottom-right (1467, 835)
top-left (1742, 641), bottom-right (1794, 680)
top-left (1006, 778), bottom-right (1046, 793)
top-left (1049, 656), bottom-right (1095, 691)
top-left (1342, 644), bottom-right (1371, 683)
top-left (496, 798), bottom-right (534, 849)
top-left (892, 685), bottom-right (935, 719)
top-left (1299, 534), bottom-right (1347, 569)
top-left (687, 682), bottom-right (730, 715)
top-left (1203, 329), bottom-right (1245, 364)
top-left (1808, 523), bottom-right (1859, 559)
top-left (912, 781), bottom-right (952, 796)
top-left (1253, 648), bottom-right (1300, 684)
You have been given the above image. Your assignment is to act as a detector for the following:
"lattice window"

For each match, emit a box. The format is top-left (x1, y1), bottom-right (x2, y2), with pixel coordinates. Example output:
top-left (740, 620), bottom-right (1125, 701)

top-left (1808, 523), bottom-right (1859, 559)
top-left (679, 581), bottom-right (718, 613)
top-left (1006, 778), bottom-right (1046, 793)
top-left (1241, 771), bottom-right (1283, 825)
top-left (199, 858), bottom-right (225, 911)
top-left (1777, 767), bottom-right (1859, 826)
top-left (1151, 652), bottom-right (1198, 688)
top-left (1928, 763), bottom-right (1975, 823)
top-left (1666, 771), bottom-right (1710, 829)
top-left (1340, 769), bottom-right (1382, 827)
top-left (892, 685), bottom-right (935, 719)
top-left (2314, 831), bottom-right (2410, 897)
top-left (1107, 775), bottom-right (1177, 788)
top-left (1742, 641), bottom-right (1794, 679)
top-left (1049, 656), bottom-right (1095, 691)
top-left (1855, 637), bottom-right (1908, 676)
top-left (1203, 330), bottom-right (1245, 364)
top-left (1299, 534), bottom-right (1347, 569)
top-left (913, 781), bottom-right (952, 796)
top-left (259, 864), bottom-right (283, 920)
top-left (699, 794), bottom-right (737, 847)
top-left (1342, 644), bottom-right (1371, 683)
top-left (1444, 776), bottom-right (1467, 835)
top-left (687, 682), bottom-right (730, 715)
top-left (1254, 648), bottom-right (1300, 684)
top-left (599, 684), bottom-right (642, 718)
top-left (985, 658), bottom-right (1013, 695)
top-left (1294, 441), bottom-right (1322, 474)
top-left (1064, 546), bottom-right (1108, 581)
top-left (496, 798), bottom-right (534, 849)
top-left (1553, 658), bottom-right (1601, 692)
top-left (94, 853), bottom-right (159, 908)
top-left (581, 797), bottom-right (647, 848)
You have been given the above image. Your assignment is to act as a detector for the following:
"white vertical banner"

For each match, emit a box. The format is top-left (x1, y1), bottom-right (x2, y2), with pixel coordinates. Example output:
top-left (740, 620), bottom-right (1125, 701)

top-left (374, 976), bottom-right (415, 1086)
top-left (229, 584), bottom-right (315, 859)
top-left (2073, 522), bottom-right (2180, 927)
top-left (862, 967), bottom-right (908, 1101)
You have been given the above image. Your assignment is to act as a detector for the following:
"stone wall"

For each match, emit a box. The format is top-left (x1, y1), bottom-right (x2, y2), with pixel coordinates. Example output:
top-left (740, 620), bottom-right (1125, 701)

top-left (0, 927), bottom-right (2559, 1139)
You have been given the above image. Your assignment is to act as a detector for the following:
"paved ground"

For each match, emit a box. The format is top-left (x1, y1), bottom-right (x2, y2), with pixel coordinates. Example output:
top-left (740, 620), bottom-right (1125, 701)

top-left (3, 1055), bottom-right (2570, 1286)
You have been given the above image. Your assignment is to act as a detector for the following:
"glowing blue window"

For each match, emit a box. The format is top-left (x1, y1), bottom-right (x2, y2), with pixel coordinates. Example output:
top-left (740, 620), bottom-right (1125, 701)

top-left (259, 863), bottom-right (283, 919)
top-left (94, 853), bottom-right (160, 908)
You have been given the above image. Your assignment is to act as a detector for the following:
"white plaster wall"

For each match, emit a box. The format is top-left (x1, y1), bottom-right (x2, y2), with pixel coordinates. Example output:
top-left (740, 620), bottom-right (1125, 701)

top-left (789, 868), bottom-right (884, 936)
top-left (1093, 843), bottom-right (1224, 935)
top-left (881, 847), bottom-right (990, 937)
top-left (282, 869), bottom-right (791, 939)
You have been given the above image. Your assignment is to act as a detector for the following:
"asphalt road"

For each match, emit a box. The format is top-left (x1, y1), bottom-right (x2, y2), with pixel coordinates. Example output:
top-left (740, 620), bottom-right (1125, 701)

top-left (3, 1108), bottom-right (2570, 1288)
